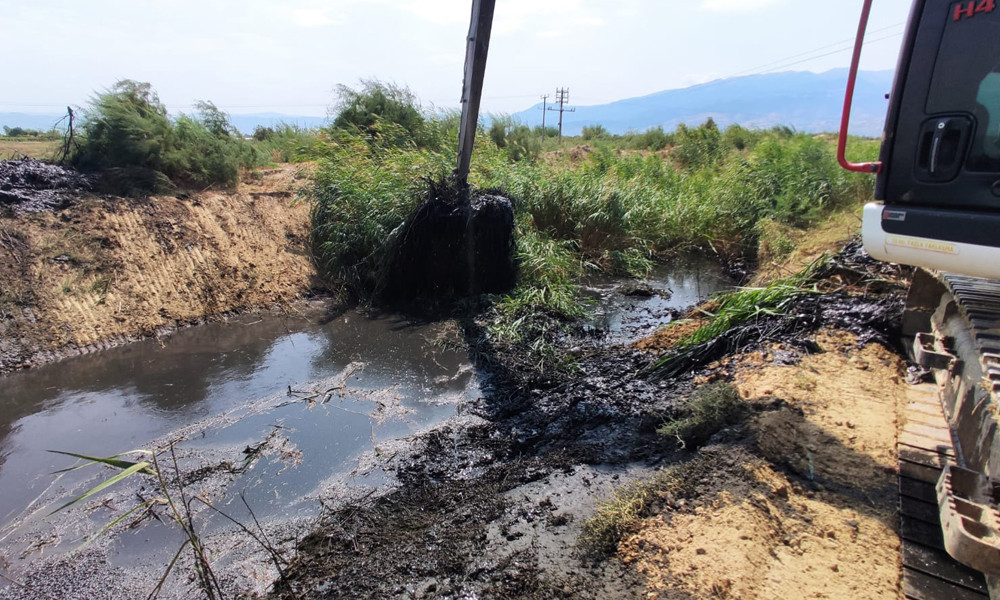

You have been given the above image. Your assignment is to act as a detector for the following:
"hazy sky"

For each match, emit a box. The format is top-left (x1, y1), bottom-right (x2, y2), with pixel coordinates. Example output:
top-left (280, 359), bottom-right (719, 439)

top-left (0, 0), bottom-right (912, 118)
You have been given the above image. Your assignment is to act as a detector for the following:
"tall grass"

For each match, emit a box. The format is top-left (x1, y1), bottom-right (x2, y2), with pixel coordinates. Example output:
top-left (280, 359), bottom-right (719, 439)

top-left (309, 128), bottom-right (452, 299)
top-left (309, 110), bottom-right (877, 361)
top-left (252, 123), bottom-right (324, 163)
top-left (475, 124), bottom-right (875, 269)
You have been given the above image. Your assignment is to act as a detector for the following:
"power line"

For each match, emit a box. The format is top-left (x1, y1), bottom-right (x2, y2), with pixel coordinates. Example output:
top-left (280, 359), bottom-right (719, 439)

top-left (728, 22), bottom-right (904, 78)
top-left (753, 32), bottom-right (904, 76)
top-left (1, 24), bottom-right (909, 114)
top-left (566, 28), bottom-right (904, 107)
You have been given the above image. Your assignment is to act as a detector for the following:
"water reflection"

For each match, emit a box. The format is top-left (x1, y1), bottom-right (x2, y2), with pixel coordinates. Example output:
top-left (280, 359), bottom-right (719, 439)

top-left (0, 256), bottom-right (732, 577)
top-left (582, 254), bottom-right (734, 342)
top-left (0, 305), bottom-right (473, 537)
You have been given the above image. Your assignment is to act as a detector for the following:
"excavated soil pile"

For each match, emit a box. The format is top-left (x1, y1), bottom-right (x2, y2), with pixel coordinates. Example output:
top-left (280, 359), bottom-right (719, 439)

top-left (377, 180), bottom-right (515, 307)
top-left (0, 159), bottom-right (94, 214)
top-left (621, 329), bottom-right (906, 600)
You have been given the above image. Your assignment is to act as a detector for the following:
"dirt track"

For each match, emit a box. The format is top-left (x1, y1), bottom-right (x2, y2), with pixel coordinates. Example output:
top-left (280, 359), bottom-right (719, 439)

top-left (0, 165), bottom-right (317, 374)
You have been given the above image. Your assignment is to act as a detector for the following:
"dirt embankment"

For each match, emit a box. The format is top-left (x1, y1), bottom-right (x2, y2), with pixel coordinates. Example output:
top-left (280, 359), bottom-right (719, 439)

top-left (621, 330), bottom-right (905, 599)
top-left (0, 165), bottom-right (317, 373)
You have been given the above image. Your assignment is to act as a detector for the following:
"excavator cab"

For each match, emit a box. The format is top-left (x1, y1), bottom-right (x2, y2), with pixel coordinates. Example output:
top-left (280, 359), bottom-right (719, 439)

top-left (849, 2), bottom-right (1000, 597)
top-left (861, 0), bottom-right (1000, 278)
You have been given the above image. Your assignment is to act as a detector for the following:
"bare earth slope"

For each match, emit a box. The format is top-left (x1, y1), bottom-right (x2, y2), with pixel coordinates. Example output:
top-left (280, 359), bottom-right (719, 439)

top-left (622, 331), bottom-right (905, 599)
top-left (0, 165), bottom-right (316, 373)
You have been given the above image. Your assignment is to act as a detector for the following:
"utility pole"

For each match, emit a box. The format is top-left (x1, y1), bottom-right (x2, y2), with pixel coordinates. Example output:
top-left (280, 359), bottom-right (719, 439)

top-left (539, 94), bottom-right (549, 136)
top-left (546, 87), bottom-right (575, 144)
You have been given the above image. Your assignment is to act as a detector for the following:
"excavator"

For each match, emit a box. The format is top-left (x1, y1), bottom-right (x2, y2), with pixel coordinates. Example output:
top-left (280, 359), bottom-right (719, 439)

top-left (848, 0), bottom-right (1000, 597)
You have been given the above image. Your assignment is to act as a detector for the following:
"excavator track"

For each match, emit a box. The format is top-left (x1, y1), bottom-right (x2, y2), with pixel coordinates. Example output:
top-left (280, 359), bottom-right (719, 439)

top-left (898, 271), bottom-right (1000, 599)
top-left (899, 383), bottom-right (987, 599)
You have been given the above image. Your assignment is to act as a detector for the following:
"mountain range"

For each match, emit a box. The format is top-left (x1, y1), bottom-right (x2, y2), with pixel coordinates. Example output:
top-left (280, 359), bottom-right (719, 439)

top-left (1, 69), bottom-right (893, 139)
top-left (511, 68), bottom-right (893, 138)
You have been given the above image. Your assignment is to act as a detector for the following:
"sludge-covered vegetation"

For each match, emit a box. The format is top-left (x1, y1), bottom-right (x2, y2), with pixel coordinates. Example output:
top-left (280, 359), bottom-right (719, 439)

top-left (307, 81), bottom-right (878, 371)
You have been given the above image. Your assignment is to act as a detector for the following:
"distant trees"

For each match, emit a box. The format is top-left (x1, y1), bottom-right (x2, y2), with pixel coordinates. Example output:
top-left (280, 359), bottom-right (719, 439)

top-left (581, 124), bottom-right (611, 141)
top-left (487, 116), bottom-right (541, 162)
top-left (2, 126), bottom-right (60, 139)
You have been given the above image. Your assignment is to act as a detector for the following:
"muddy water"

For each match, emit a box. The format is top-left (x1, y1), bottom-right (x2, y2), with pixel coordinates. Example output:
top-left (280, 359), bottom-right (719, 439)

top-left (0, 305), bottom-right (476, 584)
top-left (583, 255), bottom-right (734, 342)
top-left (0, 258), bottom-right (731, 596)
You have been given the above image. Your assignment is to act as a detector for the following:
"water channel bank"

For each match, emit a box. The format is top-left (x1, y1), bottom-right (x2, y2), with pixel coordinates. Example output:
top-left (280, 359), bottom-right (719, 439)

top-left (0, 166), bottom-right (912, 599)
top-left (0, 165), bottom-right (316, 375)
top-left (267, 241), bottom-right (909, 600)
top-left (0, 255), bottom-right (733, 599)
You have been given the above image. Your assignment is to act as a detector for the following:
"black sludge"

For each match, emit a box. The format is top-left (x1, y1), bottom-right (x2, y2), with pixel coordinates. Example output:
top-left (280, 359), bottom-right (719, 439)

top-left (377, 180), bottom-right (516, 306)
top-left (0, 159), bottom-right (94, 213)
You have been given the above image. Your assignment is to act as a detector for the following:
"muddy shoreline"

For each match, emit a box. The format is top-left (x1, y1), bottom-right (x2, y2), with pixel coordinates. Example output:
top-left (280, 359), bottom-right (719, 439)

top-left (0, 240), bottom-right (908, 600)
top-left (267, 242), bottom-right (907, 599)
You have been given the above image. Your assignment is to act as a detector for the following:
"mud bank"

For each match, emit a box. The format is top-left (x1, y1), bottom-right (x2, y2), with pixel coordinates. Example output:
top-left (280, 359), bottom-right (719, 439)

top-left (0, 164), bottom-right (317, 374)
top-left (271, 240), bottom-right (910, 600)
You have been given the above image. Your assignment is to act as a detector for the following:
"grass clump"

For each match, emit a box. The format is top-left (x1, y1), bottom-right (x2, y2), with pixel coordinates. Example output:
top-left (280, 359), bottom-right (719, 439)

top-left (309, 131), bottom-right (451, 300)
top-left (677, 256), bottom-right (827, 347)
top-left (579, 452), bottom-right (724, 556)
top-left (658, 382), bottom-right (750, 448)
top-left (578, 479), bottom-right (659, 556)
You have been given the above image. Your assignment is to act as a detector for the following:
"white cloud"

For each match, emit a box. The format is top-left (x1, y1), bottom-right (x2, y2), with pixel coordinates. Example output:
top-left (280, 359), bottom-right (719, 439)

top-left (291, 8), bottom-right (339, 27)
top-left (701, 0), bottom-right (789, 12)
top-left (574, 16), bottom-right (604, 27)
top-left (398, 0), bottom-right (470, 25)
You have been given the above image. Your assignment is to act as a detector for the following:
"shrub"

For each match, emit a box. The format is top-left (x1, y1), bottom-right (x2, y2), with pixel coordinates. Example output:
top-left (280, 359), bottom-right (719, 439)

top-left (671, 119), bottom-right (724, 168)
top-left (2, 126), bottom-right (60, 139)
top-left (534, 125), bottom-right (558, 139)
top-left (722, 124), bottom-right (761, 151)
top-left (487, 116), bottom-right (540, 162)
top-left (623, 126), bottom-right (671, 151)
top-left (331, 80), bottom-right (433, 149)
top-left (581, 124), bottom-right (611, 141)
top-left (71, 80), bottom-right (263, 191)
top-left (488, 116), bottom-right (508, 149)
top-left (72, 80), bottom-right (174, 175)
top-left (252, 126), bottom-right (275, 141)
